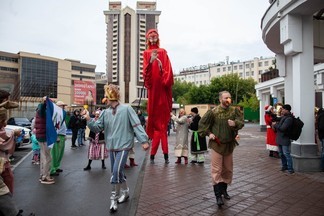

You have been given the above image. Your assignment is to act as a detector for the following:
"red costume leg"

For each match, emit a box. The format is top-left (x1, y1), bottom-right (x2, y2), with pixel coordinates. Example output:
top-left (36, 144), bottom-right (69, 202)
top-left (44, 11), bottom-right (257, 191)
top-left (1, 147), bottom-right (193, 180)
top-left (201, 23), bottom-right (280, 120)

top-left (160, 131), bottom-right (169, 154)
top-left (150, 130), bottom-right (161, 156)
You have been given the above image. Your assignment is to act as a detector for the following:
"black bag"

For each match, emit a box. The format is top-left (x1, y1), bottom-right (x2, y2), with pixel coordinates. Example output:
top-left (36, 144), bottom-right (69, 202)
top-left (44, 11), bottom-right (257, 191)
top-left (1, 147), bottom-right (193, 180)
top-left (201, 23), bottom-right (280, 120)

top-left (288, 116), bottom-right (304, 140)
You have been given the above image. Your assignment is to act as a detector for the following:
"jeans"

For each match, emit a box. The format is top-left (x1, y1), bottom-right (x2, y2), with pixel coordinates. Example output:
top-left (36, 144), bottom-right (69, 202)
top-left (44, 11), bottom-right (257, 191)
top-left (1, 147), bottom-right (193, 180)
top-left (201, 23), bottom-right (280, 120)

top-left (278, 145), bottom-right (294, 172)
top-left (110, 150), bottom-right (129, 184)
top-left (320, 139), bottom-right (324, 171)
top-left (77, 128), bottom-right (85, 145)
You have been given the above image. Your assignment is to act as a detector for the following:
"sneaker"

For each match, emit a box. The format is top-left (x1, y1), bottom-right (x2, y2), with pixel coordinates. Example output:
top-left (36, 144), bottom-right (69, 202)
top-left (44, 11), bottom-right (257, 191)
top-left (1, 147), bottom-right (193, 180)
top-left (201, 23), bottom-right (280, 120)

top-left (71, 145), bottom-right (77, 149)
top-left (40, 177), bottom-right (55, 184)
top-left (56, 169), bottom-right (63, 172)
top-left (288, 170), bottom-right (295, 174)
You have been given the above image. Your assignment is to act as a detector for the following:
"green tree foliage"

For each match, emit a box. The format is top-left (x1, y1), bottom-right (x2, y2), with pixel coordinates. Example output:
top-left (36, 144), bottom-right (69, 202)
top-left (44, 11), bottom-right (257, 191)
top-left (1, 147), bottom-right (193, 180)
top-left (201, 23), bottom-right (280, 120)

top-left (210, 74), bottom-right (256, 104)
top-left (188, 85), bottom-right (214, 104)
top-left (238, 93), bottom-right (259, 111)
top-left (172, 74), bottom-right (257, 105)
top-left (172, 80), bottom-right (193, 105)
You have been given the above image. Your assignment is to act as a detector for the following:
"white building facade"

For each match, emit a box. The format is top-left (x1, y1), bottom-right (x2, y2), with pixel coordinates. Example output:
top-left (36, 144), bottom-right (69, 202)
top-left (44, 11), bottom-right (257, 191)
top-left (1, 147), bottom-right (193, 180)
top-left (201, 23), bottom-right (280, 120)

top-left (174, 57), bottom-right (275, 86)
top-left (257, 0), bottom-right (324, 171)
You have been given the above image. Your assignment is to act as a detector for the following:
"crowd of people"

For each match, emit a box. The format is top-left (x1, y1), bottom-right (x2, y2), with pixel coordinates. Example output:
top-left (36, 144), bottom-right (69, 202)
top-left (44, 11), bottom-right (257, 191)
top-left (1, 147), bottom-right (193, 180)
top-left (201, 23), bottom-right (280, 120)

top-left (2, 28), bottom-right (324, 215)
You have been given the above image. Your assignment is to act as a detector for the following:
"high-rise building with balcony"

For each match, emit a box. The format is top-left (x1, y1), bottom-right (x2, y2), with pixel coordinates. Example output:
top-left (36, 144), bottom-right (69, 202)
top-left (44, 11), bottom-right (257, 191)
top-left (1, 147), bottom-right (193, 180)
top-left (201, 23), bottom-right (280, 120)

top-left (103, 1), bottom-right (160, 104)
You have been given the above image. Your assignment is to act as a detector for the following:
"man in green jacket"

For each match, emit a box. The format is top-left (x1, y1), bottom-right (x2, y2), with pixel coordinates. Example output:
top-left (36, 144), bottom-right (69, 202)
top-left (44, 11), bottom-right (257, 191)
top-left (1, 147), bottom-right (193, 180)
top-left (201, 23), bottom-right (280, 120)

top-left (199, 91), bottom-right (244, 207)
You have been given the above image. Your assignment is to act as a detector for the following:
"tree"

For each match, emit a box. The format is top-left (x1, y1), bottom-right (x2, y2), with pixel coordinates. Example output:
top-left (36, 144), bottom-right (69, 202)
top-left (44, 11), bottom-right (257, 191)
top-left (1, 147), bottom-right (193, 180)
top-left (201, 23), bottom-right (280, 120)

top-left (172, 80), bottom-right (193, 104)
top-left (238, 93), bottom-right (259, 111)
top-left (188, 85), bottom-right (213, 104)
top-left (209, 74), bottom-right (256, 105)
top-left (173, 74), bottom-right (257, 106)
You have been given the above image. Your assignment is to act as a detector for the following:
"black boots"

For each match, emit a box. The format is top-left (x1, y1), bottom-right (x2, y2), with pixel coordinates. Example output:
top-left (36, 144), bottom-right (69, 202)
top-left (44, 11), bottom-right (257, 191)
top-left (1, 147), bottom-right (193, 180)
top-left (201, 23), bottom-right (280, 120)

top-left (213, 182), bottom-right (231, 207)
top-left (102, 160), bottom-right (106, 169)
top-left (220, 182), bottom-right (231, 200)
top-left (150, 155), bottom-right (155, 164)
top-left (150, 154), bottom-right (169, 164)
top-left (164, 154), bottom-right (170, 164)
top-left (213, 184), bottom-right (224, 207)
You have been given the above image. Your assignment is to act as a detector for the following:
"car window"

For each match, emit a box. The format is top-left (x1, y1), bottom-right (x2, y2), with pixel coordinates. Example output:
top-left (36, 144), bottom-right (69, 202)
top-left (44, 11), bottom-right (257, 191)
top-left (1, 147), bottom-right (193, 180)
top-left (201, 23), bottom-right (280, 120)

top-left (15, 118), bottom-right (30, 122)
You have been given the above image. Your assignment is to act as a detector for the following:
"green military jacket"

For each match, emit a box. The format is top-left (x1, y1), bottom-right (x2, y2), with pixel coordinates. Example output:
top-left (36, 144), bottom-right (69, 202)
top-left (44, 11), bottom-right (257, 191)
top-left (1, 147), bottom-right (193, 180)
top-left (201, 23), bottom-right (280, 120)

top-left (198, 105), bottom-right (244, 155)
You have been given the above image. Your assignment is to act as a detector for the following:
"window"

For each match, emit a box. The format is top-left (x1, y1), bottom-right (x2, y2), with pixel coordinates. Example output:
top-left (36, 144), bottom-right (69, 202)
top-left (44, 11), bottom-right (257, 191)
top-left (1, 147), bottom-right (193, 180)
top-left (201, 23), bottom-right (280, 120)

top-left (259, 70), bottom-right (262, 74)
top-left (258, 62), bottom-right (263, 67)
top-left (234, 66), bottom-right (237, 70)
top-left (217, 68), bottom-right (220, 73)
top-left (20, 57), bottom-right (58, 98)
top-left (239, 73), bottom-right (243, 77)
top-left (264, 61), bottom-right (269, 66)
top-left (223, 67), bottom-right (226, 72)
top-left (251, 71), bottom-right (254, 76)
top-left (246, 72), bottom-right (249, 76)
top-left (246, 64), bottom-right (250, 68)
top-left (0, 56), bottom-right (18, 63)
top-left (239, 65), bottom-right (243, 70)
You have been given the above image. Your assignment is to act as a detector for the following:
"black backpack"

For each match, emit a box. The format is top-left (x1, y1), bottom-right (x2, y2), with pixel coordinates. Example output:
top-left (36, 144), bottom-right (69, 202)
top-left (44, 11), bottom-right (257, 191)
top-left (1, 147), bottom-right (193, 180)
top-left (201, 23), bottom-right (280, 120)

top-left (288, 116), bottom-right (304, 140)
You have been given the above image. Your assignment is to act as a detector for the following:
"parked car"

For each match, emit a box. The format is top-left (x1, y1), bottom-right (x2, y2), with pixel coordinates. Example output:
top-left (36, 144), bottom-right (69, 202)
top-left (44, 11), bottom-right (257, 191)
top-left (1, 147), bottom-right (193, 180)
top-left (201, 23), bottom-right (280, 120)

top-left (4, 125), bottom-right (31, 148)
top-left (7, 117), bottom-right (32, 129)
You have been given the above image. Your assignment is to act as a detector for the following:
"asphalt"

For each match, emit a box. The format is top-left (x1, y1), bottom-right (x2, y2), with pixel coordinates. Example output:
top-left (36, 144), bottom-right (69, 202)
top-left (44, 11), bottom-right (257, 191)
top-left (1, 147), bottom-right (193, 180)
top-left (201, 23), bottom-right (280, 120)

top-left (11, 123), bottom-right (324, 216)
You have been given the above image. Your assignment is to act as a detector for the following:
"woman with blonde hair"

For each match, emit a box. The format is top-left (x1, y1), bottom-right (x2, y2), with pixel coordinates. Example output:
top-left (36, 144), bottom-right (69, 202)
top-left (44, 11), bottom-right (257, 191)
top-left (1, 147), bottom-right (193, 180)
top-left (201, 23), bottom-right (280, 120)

top-left (171, 108), bottom-right (189, 164)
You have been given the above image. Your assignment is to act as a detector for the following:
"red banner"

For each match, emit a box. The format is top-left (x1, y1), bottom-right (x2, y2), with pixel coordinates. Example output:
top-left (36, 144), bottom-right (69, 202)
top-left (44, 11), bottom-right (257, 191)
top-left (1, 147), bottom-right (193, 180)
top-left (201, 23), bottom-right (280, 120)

top-left (73, 80), bottom-right (96, 105)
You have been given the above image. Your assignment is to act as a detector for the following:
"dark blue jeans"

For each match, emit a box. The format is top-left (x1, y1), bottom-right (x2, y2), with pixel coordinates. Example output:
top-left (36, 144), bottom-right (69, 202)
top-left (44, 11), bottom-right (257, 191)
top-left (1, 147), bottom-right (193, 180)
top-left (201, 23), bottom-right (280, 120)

top-left (320, 139), bottom-right (324, 171)
top-left (278, 145), bottom-right (294, 172)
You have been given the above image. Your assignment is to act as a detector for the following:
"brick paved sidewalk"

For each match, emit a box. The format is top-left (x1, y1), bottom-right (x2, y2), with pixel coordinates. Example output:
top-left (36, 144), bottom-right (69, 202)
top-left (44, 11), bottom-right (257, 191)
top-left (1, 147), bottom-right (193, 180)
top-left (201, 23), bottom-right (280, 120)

top-left (135, 124), bottom-right (324, 216)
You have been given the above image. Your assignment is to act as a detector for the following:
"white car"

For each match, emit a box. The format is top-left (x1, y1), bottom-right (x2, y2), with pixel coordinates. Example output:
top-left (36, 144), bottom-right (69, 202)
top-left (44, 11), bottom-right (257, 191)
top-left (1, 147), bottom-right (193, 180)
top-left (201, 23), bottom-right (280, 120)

top-left (4, 125), bottom-right (31, 148)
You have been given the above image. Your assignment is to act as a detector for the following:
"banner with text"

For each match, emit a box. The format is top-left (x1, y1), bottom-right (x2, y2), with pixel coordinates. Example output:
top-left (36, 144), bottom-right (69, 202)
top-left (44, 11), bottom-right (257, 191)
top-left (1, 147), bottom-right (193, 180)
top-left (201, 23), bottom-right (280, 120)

top-left (73, 80), bottom-right (96, 105)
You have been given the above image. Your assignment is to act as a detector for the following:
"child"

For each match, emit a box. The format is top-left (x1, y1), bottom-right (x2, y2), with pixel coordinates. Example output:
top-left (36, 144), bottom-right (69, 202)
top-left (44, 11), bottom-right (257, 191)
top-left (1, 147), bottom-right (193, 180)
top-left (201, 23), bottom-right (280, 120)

top-left (30, 130), bottom-right (40, 165)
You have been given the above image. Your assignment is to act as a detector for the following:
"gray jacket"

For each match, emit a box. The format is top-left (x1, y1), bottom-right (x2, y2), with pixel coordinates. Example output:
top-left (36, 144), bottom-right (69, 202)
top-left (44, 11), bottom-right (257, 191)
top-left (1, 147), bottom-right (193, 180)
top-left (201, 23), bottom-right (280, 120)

top-left (274, 114), bottom-right (293, 146)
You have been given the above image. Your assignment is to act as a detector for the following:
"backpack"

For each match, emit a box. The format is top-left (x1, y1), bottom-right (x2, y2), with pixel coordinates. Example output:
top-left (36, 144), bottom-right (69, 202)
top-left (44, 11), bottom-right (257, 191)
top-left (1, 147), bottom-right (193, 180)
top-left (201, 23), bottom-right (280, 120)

top-left (288, 116), bottom-right (304, 140)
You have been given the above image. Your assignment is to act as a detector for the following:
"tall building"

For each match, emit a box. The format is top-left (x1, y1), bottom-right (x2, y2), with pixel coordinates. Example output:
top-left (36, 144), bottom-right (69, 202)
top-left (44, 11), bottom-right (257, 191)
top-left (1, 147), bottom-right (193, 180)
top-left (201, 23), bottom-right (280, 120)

top-left (103, 1), bottom-right (160, 104)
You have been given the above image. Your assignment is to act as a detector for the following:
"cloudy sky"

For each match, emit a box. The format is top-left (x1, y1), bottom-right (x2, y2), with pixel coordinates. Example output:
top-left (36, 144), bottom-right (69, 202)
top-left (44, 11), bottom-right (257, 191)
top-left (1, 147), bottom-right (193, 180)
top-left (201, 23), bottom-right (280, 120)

top-left (0, 0), bottom-right (274, 74)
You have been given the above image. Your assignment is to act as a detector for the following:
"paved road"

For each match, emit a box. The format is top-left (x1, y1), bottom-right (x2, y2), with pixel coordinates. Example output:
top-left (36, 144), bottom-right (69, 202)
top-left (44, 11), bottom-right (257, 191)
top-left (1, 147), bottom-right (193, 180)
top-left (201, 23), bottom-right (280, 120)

top-left (11, 123), bottom-right (324, 216)
top-left (12, 135), bottom-right (148, 216)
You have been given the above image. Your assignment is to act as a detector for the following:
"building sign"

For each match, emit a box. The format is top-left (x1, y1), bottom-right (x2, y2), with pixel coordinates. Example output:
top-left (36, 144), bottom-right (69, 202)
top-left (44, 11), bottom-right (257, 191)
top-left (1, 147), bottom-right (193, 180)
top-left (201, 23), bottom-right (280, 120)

top-left (137, 1), bottom-right (156, 10)
top-left (109, 2), bottom-right (121, 10)
top-left (73, 80), bottom-right (96, 105)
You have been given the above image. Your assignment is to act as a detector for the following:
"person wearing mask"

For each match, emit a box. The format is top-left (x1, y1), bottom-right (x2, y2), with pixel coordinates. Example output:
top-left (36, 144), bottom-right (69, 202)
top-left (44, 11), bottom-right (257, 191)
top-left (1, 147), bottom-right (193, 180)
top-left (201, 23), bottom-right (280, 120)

top-left (142, 29), bottom-right (174, 164)
top-left (81, 84), bottom-right (149, 213)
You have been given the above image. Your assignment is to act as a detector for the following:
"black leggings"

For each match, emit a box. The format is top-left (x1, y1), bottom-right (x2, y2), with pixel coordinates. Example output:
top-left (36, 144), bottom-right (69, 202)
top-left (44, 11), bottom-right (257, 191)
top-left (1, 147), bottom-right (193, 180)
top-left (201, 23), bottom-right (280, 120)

top-left (72, 129), bottom-right (78, 146)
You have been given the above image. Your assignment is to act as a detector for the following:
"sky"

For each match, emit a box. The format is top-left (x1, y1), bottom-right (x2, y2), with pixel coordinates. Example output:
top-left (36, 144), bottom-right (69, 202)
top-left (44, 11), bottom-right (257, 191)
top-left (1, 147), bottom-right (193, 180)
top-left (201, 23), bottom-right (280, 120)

top-left (0, 0), bottom-right (274, 74)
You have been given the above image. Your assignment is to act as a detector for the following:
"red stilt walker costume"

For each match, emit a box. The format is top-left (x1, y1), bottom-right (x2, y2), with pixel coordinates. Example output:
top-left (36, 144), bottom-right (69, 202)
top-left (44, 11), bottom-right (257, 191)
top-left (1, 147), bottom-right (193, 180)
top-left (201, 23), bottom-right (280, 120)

top-left (142, 29), bottom-right (174, 164)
